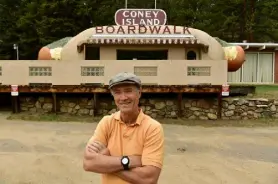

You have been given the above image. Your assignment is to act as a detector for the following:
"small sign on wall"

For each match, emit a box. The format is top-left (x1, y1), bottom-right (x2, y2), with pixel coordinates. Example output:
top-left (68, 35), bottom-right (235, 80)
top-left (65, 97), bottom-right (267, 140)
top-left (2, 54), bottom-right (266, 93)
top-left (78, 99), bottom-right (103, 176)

top-left (11, 85), bottom-right (19, 96)
top-left (222, 84), bottom-right (230, 96)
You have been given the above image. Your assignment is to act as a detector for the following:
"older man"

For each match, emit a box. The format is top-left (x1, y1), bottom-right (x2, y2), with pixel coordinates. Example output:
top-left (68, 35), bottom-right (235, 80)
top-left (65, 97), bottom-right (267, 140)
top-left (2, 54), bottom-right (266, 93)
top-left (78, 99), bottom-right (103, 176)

top-left (83, 72), bottom-right (165, 184)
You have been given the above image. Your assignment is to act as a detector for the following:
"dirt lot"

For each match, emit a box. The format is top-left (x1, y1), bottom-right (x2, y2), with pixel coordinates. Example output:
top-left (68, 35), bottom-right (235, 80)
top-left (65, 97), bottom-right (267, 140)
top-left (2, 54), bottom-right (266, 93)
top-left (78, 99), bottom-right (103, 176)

top-left (0, 113), bottom-right (278, 184)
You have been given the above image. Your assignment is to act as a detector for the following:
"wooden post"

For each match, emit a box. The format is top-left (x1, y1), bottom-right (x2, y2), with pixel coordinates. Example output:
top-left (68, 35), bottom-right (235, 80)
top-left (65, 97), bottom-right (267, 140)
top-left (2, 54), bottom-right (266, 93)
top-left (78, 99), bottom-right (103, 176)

top-left (177, 93), bottom-right (183, 117)
top-left (52, 92), bottom-right (57, 114)
top-left (93, 93), bottom-right (97, 116)
top-left (217, 92), bottom-right (222, 119)
top-left (11, 96), bottom-right (19, 113)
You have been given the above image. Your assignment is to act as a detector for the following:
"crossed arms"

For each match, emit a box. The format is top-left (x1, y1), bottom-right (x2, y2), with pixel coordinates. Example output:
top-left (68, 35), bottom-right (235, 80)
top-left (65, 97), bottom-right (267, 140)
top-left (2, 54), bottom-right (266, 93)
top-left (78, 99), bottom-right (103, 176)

top-left (83, 141), bottom-right (161, 184)
top-left (83, 118), bottom-right (164, 184)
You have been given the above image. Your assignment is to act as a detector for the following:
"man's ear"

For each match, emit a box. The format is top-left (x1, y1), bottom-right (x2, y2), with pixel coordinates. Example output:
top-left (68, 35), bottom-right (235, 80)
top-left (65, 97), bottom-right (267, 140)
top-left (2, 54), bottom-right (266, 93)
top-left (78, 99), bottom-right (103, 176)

top-left (138, 87), bottom-right (142, 97)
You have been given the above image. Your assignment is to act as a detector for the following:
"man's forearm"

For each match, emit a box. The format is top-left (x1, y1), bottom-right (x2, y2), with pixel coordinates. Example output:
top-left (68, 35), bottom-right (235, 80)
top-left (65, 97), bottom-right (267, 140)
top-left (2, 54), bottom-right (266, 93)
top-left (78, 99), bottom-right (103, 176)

top-left (114, 167), bottom-right (155, 184)
top-left (84, 154), bottom-right (123, 174)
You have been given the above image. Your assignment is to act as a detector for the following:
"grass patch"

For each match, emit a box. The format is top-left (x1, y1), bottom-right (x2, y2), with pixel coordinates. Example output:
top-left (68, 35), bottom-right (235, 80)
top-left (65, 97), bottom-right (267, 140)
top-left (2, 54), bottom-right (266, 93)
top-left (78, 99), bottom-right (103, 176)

top-left (230, 84), bottom-right (278, 98)
top-left (159, 118), bottom-right (278, 127)
top-left (6, 112), bottom-right (278, 127)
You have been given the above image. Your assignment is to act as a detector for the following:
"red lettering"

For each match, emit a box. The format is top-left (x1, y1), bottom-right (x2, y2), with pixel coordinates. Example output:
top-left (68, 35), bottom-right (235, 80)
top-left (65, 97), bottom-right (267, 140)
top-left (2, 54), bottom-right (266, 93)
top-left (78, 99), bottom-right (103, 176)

top-left (128, 26), bottom-right (136, 34)
top-left (139, 25), bottom-right (147, 34)
top-left (174, 26), bottom-right (181, 34)
top-left (183, 27), bottom-right (191, 34)
top-left (95, 26), bottom-right (103, 34)
top-left (95, 25), bottom-right (192, 35)
top-left (149, 26), bottom-right (161, 34)
top-left (106, 26), bottom-right (115, 33)
top-left (117, 26), bottom-right (125, 34)
top-left (163, 26), bottom-right (171, 34)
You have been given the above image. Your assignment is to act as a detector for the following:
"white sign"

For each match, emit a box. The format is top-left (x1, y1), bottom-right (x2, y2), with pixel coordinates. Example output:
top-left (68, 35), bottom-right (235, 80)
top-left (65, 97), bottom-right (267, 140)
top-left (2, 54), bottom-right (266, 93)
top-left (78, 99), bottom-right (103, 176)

top-left (222, 84), bottom-right (229, 96)
top-left (11, 85), bottom-right (19, 96)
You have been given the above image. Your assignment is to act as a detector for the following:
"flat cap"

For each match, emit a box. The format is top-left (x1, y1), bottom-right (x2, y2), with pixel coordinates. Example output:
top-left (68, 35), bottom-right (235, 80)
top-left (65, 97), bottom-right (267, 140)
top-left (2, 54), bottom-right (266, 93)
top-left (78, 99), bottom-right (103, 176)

top-left (109, 72), bottom-right (141, 89)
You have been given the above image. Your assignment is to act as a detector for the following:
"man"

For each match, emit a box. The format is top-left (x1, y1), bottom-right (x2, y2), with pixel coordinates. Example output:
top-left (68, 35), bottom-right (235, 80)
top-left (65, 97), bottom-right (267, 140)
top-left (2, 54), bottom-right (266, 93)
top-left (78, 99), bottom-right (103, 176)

top-left (83, 72), bottom-right (165, 184)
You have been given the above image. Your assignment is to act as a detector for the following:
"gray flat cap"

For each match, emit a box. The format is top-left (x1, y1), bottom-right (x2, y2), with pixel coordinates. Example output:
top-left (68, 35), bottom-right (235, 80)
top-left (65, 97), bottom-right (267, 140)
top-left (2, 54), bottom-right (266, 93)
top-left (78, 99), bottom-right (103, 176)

top-left (109, 72), bottom-right (141, 89)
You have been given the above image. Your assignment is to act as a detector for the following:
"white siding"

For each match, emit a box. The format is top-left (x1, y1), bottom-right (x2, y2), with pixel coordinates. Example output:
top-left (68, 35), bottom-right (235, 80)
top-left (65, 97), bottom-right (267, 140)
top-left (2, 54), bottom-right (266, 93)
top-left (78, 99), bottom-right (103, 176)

top-left (228, 52), bottom-right (274, 83)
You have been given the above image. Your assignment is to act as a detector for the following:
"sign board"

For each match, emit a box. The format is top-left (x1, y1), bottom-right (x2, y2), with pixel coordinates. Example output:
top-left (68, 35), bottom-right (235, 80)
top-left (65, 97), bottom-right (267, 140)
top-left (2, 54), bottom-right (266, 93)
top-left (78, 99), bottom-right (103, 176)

top-left (11, 85), bottom-right (19, 96)
top-left (95, 25), bottom-right (192, 35)
top-left (222, 84), bottom-right (229, 96)
top-left (114, 9), bottom-right (167, 26)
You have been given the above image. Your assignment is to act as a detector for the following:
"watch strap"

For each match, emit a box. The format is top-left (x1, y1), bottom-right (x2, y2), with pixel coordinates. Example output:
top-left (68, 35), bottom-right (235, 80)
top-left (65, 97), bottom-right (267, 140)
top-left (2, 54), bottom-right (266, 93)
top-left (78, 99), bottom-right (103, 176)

top-left (121, 156), bottom-right (130, 170)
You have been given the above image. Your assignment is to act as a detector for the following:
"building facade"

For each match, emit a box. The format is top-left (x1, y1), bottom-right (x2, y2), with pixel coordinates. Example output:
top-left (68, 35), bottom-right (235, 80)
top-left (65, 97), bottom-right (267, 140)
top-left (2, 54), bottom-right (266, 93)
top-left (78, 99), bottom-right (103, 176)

top-left (227, 43), bottom-right (278, 84)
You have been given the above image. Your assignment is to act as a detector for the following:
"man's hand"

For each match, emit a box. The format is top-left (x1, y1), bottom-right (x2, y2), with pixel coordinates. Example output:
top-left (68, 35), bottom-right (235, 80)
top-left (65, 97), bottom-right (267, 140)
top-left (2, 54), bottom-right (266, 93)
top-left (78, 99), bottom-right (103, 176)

top-left (86, 141), bottom-right (142, 168)
top-left (87, 140), bottom-right (110, 156)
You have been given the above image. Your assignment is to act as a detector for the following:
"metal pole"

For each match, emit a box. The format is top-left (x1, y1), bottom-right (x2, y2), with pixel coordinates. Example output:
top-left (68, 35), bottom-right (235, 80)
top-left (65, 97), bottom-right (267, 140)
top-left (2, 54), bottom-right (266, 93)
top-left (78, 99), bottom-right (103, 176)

top-left (13, 44), bottom-right (19, 60)
top-left (16, 46), bottom-right (19, 60)
top-left (125, 0), bottom-right (127, 8)
top-left (155, 0), bottom-right (157, 9)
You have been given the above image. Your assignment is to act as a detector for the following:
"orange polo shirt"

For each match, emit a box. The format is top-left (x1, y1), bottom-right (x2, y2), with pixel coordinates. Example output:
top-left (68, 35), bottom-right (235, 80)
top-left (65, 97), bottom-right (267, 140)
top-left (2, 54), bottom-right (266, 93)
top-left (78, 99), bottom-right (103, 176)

top-left (88, 109), bottom-right (164, 184)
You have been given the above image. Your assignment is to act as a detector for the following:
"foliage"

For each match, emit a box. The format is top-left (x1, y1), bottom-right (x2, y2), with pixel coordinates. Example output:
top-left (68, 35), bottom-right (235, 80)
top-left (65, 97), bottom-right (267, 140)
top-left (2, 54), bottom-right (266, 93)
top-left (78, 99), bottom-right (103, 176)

top-left (0, 0), bottom-right (277, 59)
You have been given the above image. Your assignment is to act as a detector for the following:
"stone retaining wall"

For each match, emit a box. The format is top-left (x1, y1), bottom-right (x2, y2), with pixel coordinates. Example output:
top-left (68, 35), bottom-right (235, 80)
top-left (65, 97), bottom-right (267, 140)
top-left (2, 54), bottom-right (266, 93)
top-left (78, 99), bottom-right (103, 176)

top-left (19, 96), bottom-right (278, 120)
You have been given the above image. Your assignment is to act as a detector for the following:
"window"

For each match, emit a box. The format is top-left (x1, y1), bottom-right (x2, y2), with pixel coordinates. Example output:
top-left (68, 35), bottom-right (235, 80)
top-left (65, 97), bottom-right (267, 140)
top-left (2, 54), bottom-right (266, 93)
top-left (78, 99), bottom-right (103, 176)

top-left (85, 46), bottom-right (100, 60)
top-left (81, 66), bottom-right (104, 76)
top-left (187, 66), bottom-right (211, 76)
top-left (228, 52), bottom-right (274, 83)
top-left (134, 66), bottom-right (157, 76)
top-left (117, 50), bottom-right (168, 60)
top-left (187, 50), bottom-right (197, 60)
top-left (29, 67), bottom-right (52, 76)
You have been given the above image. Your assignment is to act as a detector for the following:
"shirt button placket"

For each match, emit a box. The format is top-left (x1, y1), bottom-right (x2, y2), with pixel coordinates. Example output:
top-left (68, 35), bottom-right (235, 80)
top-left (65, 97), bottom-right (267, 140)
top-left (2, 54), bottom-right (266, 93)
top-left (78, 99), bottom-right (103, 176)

top-left (122, 125), bottom-right (128, 154)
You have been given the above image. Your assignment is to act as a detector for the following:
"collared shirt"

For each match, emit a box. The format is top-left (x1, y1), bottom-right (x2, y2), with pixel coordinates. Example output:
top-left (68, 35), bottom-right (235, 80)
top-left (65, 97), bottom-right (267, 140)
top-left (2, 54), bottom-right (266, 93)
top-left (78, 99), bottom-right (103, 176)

top-left (89, 109), bottom-right (164, 184)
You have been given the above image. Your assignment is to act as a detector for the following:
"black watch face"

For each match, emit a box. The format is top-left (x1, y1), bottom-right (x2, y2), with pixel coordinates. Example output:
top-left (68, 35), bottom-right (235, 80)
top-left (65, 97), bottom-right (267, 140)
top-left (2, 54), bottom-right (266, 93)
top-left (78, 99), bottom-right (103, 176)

top-left (122, 157), bottom-right (129, 165)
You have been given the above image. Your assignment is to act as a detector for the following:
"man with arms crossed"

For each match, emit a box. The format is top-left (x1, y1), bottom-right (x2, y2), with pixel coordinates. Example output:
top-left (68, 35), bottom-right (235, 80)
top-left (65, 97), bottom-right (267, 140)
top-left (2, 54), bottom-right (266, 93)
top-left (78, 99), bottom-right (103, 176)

top-left (83, 72), bottom-right (165, 184)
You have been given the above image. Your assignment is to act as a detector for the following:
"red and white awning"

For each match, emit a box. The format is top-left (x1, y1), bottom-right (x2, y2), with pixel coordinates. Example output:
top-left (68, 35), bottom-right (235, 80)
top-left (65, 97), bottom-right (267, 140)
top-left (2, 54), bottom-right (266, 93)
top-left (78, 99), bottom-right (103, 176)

top-left (87, 34), bottom-right (200, 44)
top-left (77, 34), bottom-right (208, 52)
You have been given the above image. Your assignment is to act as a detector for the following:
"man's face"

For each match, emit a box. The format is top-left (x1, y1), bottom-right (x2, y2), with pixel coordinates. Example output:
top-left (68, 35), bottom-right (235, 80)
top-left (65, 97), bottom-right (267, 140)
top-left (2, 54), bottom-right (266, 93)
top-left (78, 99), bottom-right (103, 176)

top-left (111, 84), bottom-right (141, 113)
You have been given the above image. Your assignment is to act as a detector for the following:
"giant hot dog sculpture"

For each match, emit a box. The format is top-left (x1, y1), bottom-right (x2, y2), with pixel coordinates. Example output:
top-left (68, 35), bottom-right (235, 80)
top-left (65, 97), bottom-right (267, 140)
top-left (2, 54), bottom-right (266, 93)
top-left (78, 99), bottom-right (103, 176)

top-left (37, 36), bottom-right (245, 72)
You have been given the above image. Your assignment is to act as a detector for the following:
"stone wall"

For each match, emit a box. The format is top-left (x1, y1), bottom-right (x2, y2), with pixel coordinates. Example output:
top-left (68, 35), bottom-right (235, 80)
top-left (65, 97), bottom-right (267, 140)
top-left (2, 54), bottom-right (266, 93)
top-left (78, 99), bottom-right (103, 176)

top-left (19, 96), bottom-right (278, 120)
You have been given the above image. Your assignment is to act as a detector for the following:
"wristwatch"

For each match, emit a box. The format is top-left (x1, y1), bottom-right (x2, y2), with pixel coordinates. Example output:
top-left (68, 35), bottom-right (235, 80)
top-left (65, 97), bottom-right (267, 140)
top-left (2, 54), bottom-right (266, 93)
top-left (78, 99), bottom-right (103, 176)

top-left (121, 156), bottom-right (130, 170)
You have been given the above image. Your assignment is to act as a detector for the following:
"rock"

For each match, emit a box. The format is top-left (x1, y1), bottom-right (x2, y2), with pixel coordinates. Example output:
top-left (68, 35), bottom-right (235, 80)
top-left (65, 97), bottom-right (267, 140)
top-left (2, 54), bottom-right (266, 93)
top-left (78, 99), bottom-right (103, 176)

top-left (256, 105), bottom-right (268, 108)
top-left (207, 113), bottom-right (217, 120)
top-left (184, 102), bottom-right (191, 108)
top-left (99, 102), bottom-right (108, 109)
top-left (248, 101), bottom-right (255, 106)
top-left (38, 97), bottom-right (44, 103)
top-left (189, 107), bottom-right (200, 111)
top-left (170, 111), bottom-right (177, 117)
top-left (60, 106), bottom-right (67, 113)
top-left (30, 107), bottom-right (37, 112)
top-left (225, 111), bottom-right (234, 117)
top-left (199, 116), bottom-right (208, 120)
top-left (89, 110), bottom-right (94, 116)
top-left (166, 100), bottom-right (174, 106)
top-left (140, 99), bottom-right (146, 104)
top-left (109, 109), bottom-right (117, 114)
top-left (270, 105), bottom-right (276, 112)
top-left (228, 104), bottom-right (236, 110)
top-left (155, 102), bottom-right (166, 110)
top-left (88, 99), bottom-right (94, 106)
top-left (78, 109), bottom-right (89, 115)
top-left (42, 103), bottom-right (53, 111)
top-left (35, 101), bottom-right (41, 109)
top-left (67, 107), bottom-right (73, 113)
top-left (150, 113), bottom-right (157, 118)
top-left (68, 102), bottom-right (76, 108)
top-left (17, 96), bottom-right (278, 120)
